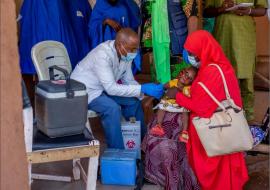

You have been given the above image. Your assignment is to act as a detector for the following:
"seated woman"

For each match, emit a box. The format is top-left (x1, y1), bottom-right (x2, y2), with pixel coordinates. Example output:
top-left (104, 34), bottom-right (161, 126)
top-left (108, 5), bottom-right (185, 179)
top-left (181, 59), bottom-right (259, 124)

top-left (175, 30), bottom-right (249, 190)
top-left (142, 67), bottom-right (200, 190)
top-left (150, 66), bottom-right (198, 143)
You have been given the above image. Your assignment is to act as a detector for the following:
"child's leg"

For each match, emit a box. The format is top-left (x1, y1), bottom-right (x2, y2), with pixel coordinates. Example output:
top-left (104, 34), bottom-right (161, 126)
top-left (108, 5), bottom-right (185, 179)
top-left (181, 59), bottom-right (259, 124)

top-left (150, 109), bottom-right (166, 136)
top-left (179, 112), bottom-right (189, 143)
top-left (157, 109), bottom-right (166, 125)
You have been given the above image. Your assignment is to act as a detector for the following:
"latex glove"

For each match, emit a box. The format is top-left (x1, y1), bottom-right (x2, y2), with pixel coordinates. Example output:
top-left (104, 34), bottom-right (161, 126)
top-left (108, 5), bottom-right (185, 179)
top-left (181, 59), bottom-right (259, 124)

top-left (141, 83), bottom-right (164, 99)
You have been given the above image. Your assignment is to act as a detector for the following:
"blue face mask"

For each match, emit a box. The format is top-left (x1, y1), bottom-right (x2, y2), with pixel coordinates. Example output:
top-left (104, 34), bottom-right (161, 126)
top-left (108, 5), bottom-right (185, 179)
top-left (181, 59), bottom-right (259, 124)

top-left (182, 49), bottom-right (200, 68)
top-left (188, 55), bottom-right (201, 68)
top-left (120, 43), bottom-right (137, 62)
top-left (121, 52), bottom-right (137, 62)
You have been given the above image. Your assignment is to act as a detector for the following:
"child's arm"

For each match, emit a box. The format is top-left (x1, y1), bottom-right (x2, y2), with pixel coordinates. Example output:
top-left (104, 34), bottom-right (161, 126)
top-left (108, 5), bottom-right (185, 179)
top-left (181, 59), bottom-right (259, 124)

top-left (164, 79), bottom-right (178, 89)
top-left (177, 80), bottom-right (184, 91)
top-left (163, 82), bottom-right (170, 89)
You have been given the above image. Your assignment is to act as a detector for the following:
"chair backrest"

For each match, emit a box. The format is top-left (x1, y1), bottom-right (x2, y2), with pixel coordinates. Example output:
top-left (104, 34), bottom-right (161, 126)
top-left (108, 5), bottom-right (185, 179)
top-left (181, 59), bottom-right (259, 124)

top-left (31, 41), bottom-right (72, 81)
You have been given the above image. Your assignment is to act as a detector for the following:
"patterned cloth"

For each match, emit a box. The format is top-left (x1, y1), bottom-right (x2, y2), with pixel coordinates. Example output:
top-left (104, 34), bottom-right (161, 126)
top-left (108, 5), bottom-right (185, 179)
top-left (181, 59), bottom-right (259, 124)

top-left (250, 125), bottom-right (266, 146)
top-left (142, 112), bottom-right (200, 190)
top-left (142, 18), bottom-right (152, 48)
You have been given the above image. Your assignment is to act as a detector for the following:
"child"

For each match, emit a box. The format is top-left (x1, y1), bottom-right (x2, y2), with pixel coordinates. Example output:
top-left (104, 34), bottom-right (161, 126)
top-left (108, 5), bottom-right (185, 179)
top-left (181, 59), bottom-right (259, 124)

top-left (150, 66), bottom-right (198, 143)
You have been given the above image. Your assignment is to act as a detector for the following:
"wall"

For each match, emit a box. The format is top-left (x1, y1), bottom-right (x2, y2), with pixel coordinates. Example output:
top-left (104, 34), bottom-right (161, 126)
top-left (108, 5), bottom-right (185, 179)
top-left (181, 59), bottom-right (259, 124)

top-left (0, 0), bottom-right (29, 190)
top-left (255, 16), bottom-right (269, 56)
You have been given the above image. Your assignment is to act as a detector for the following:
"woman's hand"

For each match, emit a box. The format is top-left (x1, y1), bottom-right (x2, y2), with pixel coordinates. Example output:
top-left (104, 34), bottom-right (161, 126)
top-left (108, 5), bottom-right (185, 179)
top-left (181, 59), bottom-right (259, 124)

top-left (103, 19), bottom-right (122, 32)
top-left (233, 7), bottom-right (252, 16)
top-left (217, 0), bottom-right (235, 14)
top-left (165, 87), bottom-right (179, 99)
top-left (221, 0), bottom-right (234, 10)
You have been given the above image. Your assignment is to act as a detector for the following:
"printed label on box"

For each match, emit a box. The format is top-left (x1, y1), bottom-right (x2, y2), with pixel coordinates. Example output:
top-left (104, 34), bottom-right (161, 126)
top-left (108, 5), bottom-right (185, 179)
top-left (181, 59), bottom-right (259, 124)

top-left (121, 120), bottom-right (141, 158)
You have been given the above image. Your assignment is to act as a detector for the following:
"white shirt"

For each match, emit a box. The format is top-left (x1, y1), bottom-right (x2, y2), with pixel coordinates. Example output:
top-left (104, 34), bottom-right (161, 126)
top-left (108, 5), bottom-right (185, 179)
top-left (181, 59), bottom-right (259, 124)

top-left (71, 40), bottom-right (141, 104)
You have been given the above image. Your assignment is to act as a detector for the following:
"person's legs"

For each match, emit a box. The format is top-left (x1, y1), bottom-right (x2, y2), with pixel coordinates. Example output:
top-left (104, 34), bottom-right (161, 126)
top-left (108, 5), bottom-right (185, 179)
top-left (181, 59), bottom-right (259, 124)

top-left (240, 78), bottom-right (255, 123)
top-left (108, 95), bottom-right (146, 139)
top-left (88, 94), bottom-right (124, 149)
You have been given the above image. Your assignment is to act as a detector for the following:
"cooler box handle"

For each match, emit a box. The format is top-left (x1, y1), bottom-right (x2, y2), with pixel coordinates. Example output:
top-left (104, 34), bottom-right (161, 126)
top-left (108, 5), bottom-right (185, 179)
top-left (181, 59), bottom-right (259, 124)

top-left (48, 65), bottom-right (74, 98)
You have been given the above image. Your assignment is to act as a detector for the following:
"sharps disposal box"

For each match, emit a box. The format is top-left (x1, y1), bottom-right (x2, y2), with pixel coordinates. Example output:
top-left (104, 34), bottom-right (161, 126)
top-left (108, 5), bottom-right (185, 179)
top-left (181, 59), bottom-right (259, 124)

top-left (121, 118), bottom-right (141, 159)
top-left (101, 149), bottom-right (137, 186)
top-left (35, 66), bottom-right (88, 138)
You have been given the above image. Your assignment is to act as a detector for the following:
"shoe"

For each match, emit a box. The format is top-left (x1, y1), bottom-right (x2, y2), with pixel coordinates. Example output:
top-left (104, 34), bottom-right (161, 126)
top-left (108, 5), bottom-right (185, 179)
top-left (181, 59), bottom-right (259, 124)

top-left (179, 130), bottom-right (189, 143)
top-left (149, 124), bottom-right (165, 136)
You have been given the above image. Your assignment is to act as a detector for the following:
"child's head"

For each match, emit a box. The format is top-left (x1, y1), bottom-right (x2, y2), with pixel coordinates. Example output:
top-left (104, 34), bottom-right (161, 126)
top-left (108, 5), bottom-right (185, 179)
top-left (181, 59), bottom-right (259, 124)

top-left (177, 66), bottom-right (198, 86)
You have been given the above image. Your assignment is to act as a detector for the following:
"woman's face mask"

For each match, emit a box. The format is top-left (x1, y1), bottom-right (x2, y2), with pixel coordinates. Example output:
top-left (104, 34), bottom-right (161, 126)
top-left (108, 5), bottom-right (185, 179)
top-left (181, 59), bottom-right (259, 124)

top-left (182, 49), bottom-right (201, 68)
top-left (187, 55), bottom-right (201, 68)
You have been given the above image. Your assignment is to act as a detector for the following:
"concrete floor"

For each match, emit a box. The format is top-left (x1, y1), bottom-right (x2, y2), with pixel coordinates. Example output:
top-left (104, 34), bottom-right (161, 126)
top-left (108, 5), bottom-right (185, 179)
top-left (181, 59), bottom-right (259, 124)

top-left (31, 90), bottom-right (269, 190)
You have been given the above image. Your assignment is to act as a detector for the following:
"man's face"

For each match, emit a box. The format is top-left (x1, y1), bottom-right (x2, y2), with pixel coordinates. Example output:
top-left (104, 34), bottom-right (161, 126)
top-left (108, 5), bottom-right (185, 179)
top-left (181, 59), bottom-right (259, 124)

top-left (177, 67), bottom-right (197, 85)
top-left (107, 0), bottom-right (118, 6)
top-left (118, 39), bottom-right (139, 56)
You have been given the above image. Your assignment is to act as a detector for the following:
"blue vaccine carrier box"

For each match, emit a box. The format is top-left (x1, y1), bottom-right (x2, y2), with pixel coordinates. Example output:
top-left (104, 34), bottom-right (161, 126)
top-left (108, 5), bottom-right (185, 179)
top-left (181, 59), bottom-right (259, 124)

top-left (101, 149), bottom-right (137, 186)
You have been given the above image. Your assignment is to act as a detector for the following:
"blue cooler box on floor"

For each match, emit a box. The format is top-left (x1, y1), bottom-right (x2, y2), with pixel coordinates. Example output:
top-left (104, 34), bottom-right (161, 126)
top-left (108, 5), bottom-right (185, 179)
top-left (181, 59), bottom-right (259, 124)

top-left (101, 149), bottom-right (137, 186)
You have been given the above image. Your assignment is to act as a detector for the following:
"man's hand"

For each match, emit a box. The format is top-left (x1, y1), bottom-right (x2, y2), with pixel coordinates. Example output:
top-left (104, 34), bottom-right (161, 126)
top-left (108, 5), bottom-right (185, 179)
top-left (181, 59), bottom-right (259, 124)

top-left (165, 87), bottom-right (179, 99)
top-left (103, 19), bottom-right (122, 32)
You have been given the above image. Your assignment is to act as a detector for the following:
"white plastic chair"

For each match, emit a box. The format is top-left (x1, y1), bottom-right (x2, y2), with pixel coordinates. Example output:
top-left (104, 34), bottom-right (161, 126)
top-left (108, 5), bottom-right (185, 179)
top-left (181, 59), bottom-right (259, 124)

top-left (29, 40), bottom-right (99, 189)
top-left (31, 40), bottom-right (72, 81)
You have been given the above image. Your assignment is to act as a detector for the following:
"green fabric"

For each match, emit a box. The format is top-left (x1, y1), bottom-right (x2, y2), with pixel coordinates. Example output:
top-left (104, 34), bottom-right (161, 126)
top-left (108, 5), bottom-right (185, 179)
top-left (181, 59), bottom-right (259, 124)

top-left (240, 78), bottom-right (255, 122)
top-left (145, 0), bottom-right (153, 14)
top-left (203, 18), bottom-right (215, 33)
top-left (181, 0), bottom-right (188, 7)
top-left (152, 0), bottom-right (171, 84)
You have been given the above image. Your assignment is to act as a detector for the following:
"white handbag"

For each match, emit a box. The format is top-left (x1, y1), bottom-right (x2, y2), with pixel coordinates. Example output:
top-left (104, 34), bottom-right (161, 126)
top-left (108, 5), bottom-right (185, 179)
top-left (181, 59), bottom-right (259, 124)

top-left (192, 64), bottom-right (254, 157)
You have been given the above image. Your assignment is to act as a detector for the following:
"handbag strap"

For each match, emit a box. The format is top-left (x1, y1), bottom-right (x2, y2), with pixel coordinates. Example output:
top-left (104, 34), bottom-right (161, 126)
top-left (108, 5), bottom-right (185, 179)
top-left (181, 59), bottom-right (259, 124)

top-left (208, 64), bottom-right (231, 100)
top-left (198, 64), bottom-right (242, 111)
top-left (198, 82), bottom-right (226, 111)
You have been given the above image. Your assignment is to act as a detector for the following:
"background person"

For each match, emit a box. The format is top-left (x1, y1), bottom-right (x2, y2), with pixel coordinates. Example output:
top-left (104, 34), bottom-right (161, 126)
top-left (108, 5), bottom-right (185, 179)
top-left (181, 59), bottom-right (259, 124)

top-left (88, 0), bottom-right (141, 49)
top-left (204, 0), bottom-right (267, 123)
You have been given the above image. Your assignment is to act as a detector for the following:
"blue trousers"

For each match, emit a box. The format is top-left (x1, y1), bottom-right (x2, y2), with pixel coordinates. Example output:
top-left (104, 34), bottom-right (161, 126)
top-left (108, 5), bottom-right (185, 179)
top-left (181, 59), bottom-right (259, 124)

top-left (88, 93), bottom-right (146, 149)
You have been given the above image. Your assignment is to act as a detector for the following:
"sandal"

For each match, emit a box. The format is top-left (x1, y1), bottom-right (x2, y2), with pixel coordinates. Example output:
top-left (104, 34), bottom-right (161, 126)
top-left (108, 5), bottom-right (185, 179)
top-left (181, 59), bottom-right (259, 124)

top-left (179, 130), bottom-right (189, 143)
top-left (150, 124), bottom-right (165, 136)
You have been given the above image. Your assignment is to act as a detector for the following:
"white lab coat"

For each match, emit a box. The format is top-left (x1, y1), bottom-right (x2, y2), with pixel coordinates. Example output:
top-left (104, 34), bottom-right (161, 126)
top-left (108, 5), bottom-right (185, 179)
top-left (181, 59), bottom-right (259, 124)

top-left (71, 40), bottom-right (141, 104)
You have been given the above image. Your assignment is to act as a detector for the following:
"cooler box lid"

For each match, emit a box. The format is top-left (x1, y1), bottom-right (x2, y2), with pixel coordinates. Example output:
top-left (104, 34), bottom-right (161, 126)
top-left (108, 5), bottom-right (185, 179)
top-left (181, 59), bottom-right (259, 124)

top-left (36, 79), bottom-right (87, 98)
top-left (101, 149), bottom-right (137, 161)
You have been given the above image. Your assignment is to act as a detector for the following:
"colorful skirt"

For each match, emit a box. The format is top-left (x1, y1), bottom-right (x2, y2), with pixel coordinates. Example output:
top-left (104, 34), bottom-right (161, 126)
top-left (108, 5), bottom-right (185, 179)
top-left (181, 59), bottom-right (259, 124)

top-left (142, 112), bottom-right (200, 190)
